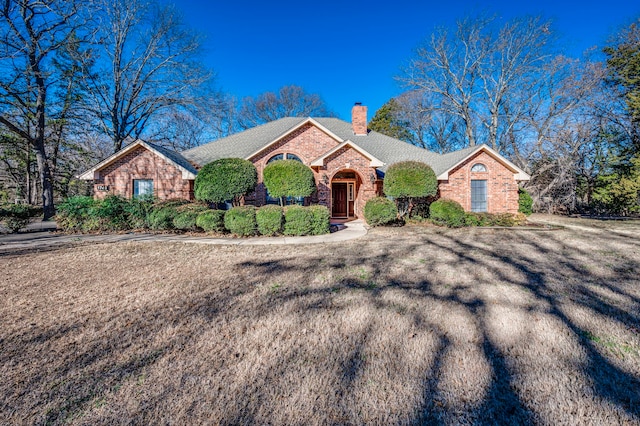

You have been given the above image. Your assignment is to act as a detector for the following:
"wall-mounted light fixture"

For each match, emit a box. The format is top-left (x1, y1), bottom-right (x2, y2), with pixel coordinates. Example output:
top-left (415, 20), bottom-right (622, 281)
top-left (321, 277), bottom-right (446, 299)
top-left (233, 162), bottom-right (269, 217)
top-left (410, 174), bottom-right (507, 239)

top-left (369, 173), bottom-right (376, 184)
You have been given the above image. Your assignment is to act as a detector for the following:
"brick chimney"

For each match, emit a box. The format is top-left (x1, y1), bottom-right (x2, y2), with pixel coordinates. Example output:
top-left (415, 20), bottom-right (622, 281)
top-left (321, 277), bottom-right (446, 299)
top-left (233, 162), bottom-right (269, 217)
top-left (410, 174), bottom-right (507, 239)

top-left (351, 103), bottom-right (367, 135)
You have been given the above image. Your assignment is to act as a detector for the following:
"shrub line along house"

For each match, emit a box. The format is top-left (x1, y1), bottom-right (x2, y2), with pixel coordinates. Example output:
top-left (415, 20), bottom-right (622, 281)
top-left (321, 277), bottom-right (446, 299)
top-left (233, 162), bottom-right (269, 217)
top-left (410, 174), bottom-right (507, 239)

top-left (79, 104), bottom-right (530, 219)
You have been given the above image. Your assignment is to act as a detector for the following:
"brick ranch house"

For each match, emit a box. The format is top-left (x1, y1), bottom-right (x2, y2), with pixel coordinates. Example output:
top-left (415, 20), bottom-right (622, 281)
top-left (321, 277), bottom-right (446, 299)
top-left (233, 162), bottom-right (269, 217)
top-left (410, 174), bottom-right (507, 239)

top-left (78, 104), bottom-right (530, 219)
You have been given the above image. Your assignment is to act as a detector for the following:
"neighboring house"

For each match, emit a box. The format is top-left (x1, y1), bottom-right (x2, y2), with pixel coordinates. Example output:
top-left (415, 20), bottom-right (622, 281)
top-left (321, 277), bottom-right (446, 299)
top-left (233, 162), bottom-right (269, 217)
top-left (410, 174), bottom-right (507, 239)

top-left (78, 104), bottom-right (530, 218)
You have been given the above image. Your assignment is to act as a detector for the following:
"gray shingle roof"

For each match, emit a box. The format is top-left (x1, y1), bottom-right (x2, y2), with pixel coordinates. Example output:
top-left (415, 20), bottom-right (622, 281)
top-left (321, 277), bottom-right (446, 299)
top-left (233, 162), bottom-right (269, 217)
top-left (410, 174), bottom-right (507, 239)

top-left (181, 117), bottom-right (306, 166)
top-left (180, 116), bottom-right (474, 175)
top-left (146, 141), bottom-right (198, 175)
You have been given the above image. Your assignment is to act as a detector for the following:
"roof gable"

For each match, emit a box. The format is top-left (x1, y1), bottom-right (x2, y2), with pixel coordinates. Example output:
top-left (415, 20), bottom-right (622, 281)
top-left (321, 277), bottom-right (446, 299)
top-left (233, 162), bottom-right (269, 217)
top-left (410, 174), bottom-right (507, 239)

top-left (244, 118), bottom-right (344, 161)
top-left (310, 140), bottom-right (384, 167)
top-left (436, 144), bottom-right (530, 181)
top-left (77, 140), bottom-right (197, 180)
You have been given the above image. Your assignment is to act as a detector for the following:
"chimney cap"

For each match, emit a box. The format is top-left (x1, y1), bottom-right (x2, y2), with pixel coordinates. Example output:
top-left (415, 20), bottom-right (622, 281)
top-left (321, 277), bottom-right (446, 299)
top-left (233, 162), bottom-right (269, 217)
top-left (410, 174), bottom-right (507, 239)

top-left (354, 102), bottom-right (362, 106)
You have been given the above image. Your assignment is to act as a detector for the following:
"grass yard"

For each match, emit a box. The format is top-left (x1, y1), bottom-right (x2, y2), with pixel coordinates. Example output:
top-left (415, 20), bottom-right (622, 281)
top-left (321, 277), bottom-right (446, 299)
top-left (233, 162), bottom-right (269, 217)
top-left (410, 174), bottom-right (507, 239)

top-left (1, 215), bottom-right (639, 424)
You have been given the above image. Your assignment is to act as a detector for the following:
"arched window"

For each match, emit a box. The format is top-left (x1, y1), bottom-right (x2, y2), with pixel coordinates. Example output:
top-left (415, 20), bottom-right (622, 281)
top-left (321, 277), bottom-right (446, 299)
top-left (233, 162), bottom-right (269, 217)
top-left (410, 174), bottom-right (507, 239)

top-left (287, 153), bottom-right (302, 162)
top-left (267, 153), bottom-right (284, 164)
top-left (471, 163), bottom-right (487, 172)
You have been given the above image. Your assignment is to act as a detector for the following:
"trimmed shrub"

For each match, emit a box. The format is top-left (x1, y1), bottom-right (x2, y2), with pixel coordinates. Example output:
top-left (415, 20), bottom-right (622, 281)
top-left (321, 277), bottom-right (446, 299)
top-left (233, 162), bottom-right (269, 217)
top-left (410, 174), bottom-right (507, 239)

top-left (384, 161), bottom-right (437, 218)
top-left (263, 160), bottom-right (315, 205)
top-left (364, 197), bottom-right (398, 226)
top-left (430, 199), bottom-right (466, 227)
top-left (283, 205), bottom-right (313, 236)
top-left (308, 205), bottom-right (330, 235)
top-left (173, 211), bottom-right (201, 231)
top-left (464, 212), bottom-right (493, 227)
top-left (465, 212), bottom-right (526, 227)
top-left (518, 188), bottom-right (533, 216)
top-left (56, 196), bottom-right (97, 231)
top-left (224, 206), bottom-right (257, 236)
top-left (148, 206), bottom-right (179, 230)
top-left (196, 210), bottom-right (226, 233)
top-left (194, 158), bottom-right (257, 206)
top-left (256, 205), bottom-right (283, 236)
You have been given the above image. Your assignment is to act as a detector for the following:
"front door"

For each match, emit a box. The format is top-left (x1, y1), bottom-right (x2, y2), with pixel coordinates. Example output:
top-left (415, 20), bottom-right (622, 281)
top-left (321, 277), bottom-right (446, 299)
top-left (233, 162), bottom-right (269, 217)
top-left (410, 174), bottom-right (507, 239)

top-left (332, 183), bottom-right (348, 217)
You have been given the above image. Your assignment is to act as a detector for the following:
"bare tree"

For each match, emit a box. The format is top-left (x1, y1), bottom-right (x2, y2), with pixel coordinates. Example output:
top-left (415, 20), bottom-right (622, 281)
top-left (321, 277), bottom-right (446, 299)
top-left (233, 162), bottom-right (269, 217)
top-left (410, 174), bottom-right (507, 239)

top-left (394, 90), bottom-right (464, 153)
top-left (237, 85), bottom-right (335, 129)
top-left (83, 0), bottom-right (211, 153)
top-left (0, 0), bottom-right (81, 218)
top-left (401, 14), bottom-right (554, 151)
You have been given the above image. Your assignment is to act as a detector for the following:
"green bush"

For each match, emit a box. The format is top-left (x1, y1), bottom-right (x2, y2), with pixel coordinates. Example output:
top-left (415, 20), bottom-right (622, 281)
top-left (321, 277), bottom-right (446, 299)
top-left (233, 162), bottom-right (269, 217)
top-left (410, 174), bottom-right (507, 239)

top-left (308, 205), bottom-right (330, 235)
top-left (224, 206), bottom-right (257, 236)
top-left (464, 212), bottom-right (525, 227)
top-left (196, 210), bottom-right (226, 233)
top-left (429, 199), bottom-right (466, 227)
top-left (364, 197), bottom-right (398, 226)
top-left (384, 161), bottom-right (437, 218)
top-left (283, 205), bottom-right (313, 236)
top-left (194, 158), bottom-right (257, 206)
top-left (263, 160), bottom-right (315, 205)
top-left (124, 195), bottom-right (155, 229)
top-left (94, 195), bottom-right (130, 231)
top-left (56, 196), bottom-right (97, 231)
top-left (1, 204), bottom-right (35, 233)
top-left (256, 205), bottom-right (283, 236)
top-left (173, 211), bottom-right (201, 231)
top-left (518, 188), bottom-right (533, 216)
top-left (148, 206), bottom-right (179, 230)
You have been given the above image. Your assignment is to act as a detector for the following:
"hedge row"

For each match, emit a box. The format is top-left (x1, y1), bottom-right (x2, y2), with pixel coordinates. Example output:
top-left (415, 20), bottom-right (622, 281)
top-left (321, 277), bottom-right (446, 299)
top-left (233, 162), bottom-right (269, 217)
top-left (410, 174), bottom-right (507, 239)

top-left (429, 199), bottom-right (527, 227)
top-left (363, 196), bottom-right (527, 228)
top-left (55, 195), bottom-right (330, 236)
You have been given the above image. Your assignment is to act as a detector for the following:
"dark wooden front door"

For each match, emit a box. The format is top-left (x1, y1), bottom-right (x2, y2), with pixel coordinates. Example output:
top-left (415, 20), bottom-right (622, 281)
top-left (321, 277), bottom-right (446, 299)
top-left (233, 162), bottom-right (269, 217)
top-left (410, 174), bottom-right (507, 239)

top-left (332, 183), bottom-right (348, 217)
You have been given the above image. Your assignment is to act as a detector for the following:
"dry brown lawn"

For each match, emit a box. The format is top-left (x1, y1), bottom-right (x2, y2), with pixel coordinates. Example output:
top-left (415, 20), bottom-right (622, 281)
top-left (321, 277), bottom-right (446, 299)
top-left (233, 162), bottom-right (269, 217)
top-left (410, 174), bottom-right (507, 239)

top-left (1, 217), bottom-right (640, 425)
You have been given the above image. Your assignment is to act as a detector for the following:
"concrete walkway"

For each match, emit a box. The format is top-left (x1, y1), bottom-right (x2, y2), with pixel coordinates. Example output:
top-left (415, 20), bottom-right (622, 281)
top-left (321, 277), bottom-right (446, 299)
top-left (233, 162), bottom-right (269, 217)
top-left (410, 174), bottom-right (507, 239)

top-left (0, 220), bottom-right (368, 253)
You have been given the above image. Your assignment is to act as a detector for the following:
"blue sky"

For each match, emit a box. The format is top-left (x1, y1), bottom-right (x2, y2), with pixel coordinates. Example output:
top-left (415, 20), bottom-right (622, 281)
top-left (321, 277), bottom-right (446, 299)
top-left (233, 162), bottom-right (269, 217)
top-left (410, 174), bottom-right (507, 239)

top-left (179, 0), bottom-right (639, 121)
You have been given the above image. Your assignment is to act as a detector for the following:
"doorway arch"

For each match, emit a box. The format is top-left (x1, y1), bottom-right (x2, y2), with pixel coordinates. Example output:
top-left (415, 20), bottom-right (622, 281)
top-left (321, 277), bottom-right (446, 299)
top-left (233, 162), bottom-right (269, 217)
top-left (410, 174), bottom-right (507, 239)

top-left (330, 169), bottom-right (363, 218)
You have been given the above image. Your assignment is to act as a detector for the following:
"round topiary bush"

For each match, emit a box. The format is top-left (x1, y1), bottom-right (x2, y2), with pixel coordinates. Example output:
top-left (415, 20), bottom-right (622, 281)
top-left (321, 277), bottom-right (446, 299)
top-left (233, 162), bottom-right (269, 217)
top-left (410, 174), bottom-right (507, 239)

top-left (196, 210), bottom-right (226, 233)
top-left (256, 205), bottom-right (283, 236)
top-left (308, 205), bottom-right (330, 235)
top-left (429, 199), bottom-right (466, 227)
top-left (224, 206), bottom-right (257, 236)
top-left (194, 158), bottom-right (257, 206)
top-left (383, 161), bottom-right (437, 218)
top-left (263, 160), bottom-right (315, 206)
top-left (283, 205), bottom-right (313, 236)
top-left (518, 188), bottom-right (533, 216)
top-left (364, 197), bottom-right (398, 226)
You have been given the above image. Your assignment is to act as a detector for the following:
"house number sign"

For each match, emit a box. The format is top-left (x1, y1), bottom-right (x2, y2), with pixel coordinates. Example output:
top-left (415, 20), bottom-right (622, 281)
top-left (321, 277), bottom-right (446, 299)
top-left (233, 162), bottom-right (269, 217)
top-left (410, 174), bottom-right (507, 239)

top-left (96, 185), bottom-right (109, 191)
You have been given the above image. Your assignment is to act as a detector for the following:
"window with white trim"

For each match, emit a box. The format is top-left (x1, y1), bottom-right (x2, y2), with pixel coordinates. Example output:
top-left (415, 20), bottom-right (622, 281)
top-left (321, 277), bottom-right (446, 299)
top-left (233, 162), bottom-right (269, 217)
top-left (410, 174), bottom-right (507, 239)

top-left (133, 179), bottom-right (153, 198)
top-left (471, 180), bottom-right (487, 212)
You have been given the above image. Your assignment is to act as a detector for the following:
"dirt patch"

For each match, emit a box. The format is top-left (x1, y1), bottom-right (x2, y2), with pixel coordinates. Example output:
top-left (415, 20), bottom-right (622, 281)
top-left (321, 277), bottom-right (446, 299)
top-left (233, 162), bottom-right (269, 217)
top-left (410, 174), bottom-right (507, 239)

top-left (1, 219), bottom-right (639, 424)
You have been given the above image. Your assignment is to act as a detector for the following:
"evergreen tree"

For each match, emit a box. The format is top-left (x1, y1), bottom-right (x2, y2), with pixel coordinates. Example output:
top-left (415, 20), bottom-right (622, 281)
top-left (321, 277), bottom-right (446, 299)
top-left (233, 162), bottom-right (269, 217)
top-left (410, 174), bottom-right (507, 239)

top-left (368, 99), bottom-right (414, 143)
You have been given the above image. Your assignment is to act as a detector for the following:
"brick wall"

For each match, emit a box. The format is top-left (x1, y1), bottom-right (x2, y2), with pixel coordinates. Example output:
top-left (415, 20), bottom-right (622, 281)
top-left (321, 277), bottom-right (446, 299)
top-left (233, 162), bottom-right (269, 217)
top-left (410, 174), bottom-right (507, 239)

top-left (247, 122), bottom-right (377, 217)
top-left (93, 145), bottom-right (193, 200)
top-left (322, 146), bottom-right (377, 218)
top-left (438, 150), bottom-right (519, 213)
